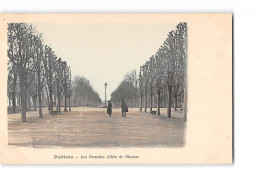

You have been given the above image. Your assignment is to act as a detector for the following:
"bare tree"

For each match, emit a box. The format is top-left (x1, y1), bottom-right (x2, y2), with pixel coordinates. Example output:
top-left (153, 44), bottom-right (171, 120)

top-left (67, 68), bottom-right (72, 111)
top-left (148, 56), bottom-right (155, 114)
top-left (53, 58), bottom-right (64, 113)
top-left (71, 76), bottom-right (101, 107)
top-left (124, 70), bottom-right (138, 107)
top-left (33, 35), bottom-right (44, 118)
top-left (175, 22), bottom-right (187, 121)
top-left (7, 63), bottom-right (18, 113)
top-left (111, 79), bottom-right (138, 106)
top-left (154, 50), bottom-right (164, 115)
top-left (142, 62), bottom-right (149, 113)
top-left (163, 31), bottom-right (179, 118)
top-left (61, 61), bottom-right (69, 112)
top-left (8, 23), bottom-right (35, 122)
top-left (43, 45), bottom-right (56, 115)
top-left (139, 66), bottom-right (144, 111)
top-left (27, 65), bottom-right (38, 111)
top-left (137, 22), bottom-right (187, 119)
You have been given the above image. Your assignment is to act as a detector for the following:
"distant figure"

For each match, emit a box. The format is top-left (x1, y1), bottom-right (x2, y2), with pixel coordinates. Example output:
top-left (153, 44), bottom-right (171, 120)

top-left (107, 101), bottom-right (112, 117)
top-left (120, 98), bottom-right (128, 117)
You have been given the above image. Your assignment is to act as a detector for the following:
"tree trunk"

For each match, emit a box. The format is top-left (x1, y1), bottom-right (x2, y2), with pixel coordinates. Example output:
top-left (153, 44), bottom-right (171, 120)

top-left (37, 72), bottom-right (43, 118)
top-left (144, 88), bottom-right (147, 113)
top-left (139, 94), bottom-right (143, 111)
top-left (149, 85), bottom-right (153, 114)
top-left (58, 94), bottom-right (61, 113)
top-left (174, 93), bottom-right (178, 111)
top-left (18, 97), bottom-right (21, 108)
top-left (57, 84), bottom-right (61, 113)
top-left (164, 93), bottom-right (167, 108)
top-left (19, 75), bottom-right (27, 122)
top-left (157, 89), bottom-right (160, 115)
top-left (49, 88), bottom-right (53, 115)
top-left (9, 97), bottom-right (11, 107)
top-left (12, 93), bottom-right (16, 113)
top-left (68, 95), bottom-right (71, 111)
top-left (64, 95), bottom-right (68, 112)
top-left (54, 95), bottom-right (56, 106)
top-left (48, 58), bottom-right (54, 115)
top-left (45, 86), bottom-right (50, 113)
top-left (38, 93), bottom-right (43, 118)
top-left (12, 73), bottom-right (17, 113)
top-left (27, 92), bottom-right (31, 108)
top-left (32, 96), bottom-right (37, 111)
top-left (183, 78), bottom-right (187, 122)
top-left (49, 81), bottom-right (53, 115)
top-left (167, 84), bottom-right (172, 118)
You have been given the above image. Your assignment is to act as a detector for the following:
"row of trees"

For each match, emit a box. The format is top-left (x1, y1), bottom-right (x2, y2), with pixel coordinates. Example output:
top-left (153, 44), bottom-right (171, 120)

top-left (71, 76), bottom-right (101, 107)
top-left (111, 70), bottom-right (139, 107)
top-left (111, 22), bottom-right (187, 121)
top-left (7, 23), bottom-right (73, 122)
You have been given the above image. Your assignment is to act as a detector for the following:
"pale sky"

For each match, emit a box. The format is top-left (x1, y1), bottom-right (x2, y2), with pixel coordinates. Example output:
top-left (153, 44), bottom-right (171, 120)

top-left (35, 23), bottom-right (177, 101)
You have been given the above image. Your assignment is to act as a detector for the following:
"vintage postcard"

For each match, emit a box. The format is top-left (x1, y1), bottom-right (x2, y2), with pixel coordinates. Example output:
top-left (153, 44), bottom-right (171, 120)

top-left (0, 13), bottom-right (232, 164)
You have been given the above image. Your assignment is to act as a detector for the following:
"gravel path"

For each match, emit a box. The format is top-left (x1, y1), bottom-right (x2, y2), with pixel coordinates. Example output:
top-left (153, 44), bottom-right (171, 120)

top-left (8, 107), bottom-right (186, 148)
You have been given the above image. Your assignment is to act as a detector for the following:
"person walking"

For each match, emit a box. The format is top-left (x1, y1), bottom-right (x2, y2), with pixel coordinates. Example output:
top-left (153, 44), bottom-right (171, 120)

top-left (120, 98), bottom-right (128, 117)
top-left (107, 101), bottom-right (112, 117)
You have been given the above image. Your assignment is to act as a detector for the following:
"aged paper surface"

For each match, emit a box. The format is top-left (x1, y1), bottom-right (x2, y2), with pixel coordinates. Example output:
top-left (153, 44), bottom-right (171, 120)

top-left (0, 13), bottom-right (232, 164)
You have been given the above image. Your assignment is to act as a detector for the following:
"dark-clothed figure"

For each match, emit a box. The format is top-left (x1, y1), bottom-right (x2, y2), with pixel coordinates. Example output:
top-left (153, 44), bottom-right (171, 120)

top-left (120, 98), bottom-right (128, 117)
top-left (107, 101), bottom-right (112, 117)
